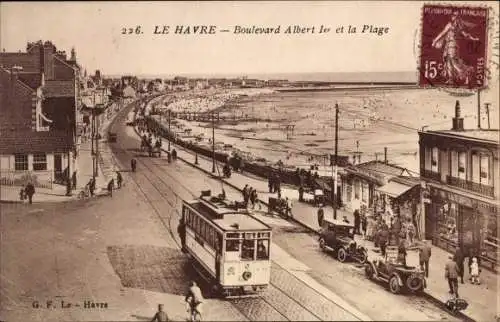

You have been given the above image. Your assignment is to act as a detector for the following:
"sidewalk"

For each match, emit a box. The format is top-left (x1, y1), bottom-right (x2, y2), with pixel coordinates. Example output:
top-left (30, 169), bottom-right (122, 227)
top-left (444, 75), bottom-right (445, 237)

top-left (140, 123), bottom-right (498, 322)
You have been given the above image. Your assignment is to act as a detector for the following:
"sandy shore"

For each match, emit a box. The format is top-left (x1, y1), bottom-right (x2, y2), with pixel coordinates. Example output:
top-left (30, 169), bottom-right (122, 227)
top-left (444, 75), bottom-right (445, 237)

top-left (148, 84), bottom-right (499, 175)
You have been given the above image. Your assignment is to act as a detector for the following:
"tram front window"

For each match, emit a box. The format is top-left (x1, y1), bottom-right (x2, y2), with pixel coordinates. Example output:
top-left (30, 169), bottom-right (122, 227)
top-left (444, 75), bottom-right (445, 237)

top-left (257, 240), bottom-right (269, 260)
top-left (226, 239), bottom-right (240, 252)
top-left (241, 240), bottom-right (255, 260)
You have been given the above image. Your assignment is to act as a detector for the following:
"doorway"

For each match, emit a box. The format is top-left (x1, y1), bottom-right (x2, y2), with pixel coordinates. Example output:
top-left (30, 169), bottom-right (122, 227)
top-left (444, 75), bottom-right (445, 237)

top-left (54, 154), bottom-right (62, 183)
top-left (459, 205), bottom-right (480, 255)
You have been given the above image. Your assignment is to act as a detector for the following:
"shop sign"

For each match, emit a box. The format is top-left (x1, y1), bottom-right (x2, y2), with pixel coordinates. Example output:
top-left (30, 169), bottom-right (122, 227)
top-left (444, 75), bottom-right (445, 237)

top-left (430, 186), bottom-right (498, 213)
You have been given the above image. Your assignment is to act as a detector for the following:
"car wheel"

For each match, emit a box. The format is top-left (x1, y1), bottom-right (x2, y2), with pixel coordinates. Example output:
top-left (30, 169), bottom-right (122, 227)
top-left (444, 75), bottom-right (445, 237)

top-left (389, 276), bottom-right (401, 294)
top-left (365, 264), bottom-right (374, 280)
top-left (337, 248), bottom-right (347, 262)
top-left (319, 238), bottom-right (326, 251)
top-left (406, 276), bottom-right (424, 293)
top-left (358, 250), bottom-right (368, 264)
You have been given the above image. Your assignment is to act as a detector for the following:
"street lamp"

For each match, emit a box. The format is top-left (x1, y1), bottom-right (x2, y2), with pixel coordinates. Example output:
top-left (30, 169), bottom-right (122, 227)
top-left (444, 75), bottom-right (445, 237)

top-left (212, 112), bottom-right (216, 173)
top-left (333, 103), bottom-right (339, 220)
top-left (168, 109), bottom-right (171, 152)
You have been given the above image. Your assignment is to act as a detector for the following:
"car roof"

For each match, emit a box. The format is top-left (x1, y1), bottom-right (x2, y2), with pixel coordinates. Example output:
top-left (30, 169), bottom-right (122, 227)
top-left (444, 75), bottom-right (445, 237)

top-left (323, 218), bottom-right (354, 228)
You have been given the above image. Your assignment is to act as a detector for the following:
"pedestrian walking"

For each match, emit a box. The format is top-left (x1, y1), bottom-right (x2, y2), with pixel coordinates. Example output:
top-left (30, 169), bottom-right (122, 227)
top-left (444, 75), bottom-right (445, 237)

top-left (454, 248), bottom-right (465, 284)
top-left (419, 241), bottom-right (432, 278)
top-left (361, 213), bottom-right (367, 237)
top-left (243, 185), bottom-right (251, 207)
top-left (151, 304), bottom-right (169, 322)
top-left (298, 185), bottom-right (304, 202)
top-left (72, 171), bottom-right (77, 190)
top-left (116, 171), bottom-right (123, 188)
top-left (445, 256), bottom-right (460, 298)
top-left (107, 179), bottom-right (114, 197)
top-left (317, 207), bottom-right (325, 228)
top-left (397, 239), bottom-right (407, 266)
top-left (470, 257), bottom-right (480, 284)
top-left (25, 182), bottom-right (35, 204)
top-left (379, 222), bottom-right (389, 257)
top-left (131, 158), bottom-right (137, 172)
top-left (19, 186), bottom-right (25, 202)
top-left (250, 188), bottom-right (258, 210)
top-left (268, 175), bottom-right (273, 193)
top-left (89, 177), bottom-right (96, 196)
top-left (353, 209), bottom-right (361, 235)
top-left (248, 188), bottom-right (255, 209)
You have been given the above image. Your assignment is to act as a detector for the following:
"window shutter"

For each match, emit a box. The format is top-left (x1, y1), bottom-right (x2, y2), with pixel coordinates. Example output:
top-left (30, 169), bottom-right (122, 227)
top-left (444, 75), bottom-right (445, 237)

top-left (480, 155), bottom-right (490, 185)
top-left (472, 153), bottom-right (480, 183)
top-left (425, 147), bottom-right (431, 170)
top-left (451, 150), bottom-right (458, 177)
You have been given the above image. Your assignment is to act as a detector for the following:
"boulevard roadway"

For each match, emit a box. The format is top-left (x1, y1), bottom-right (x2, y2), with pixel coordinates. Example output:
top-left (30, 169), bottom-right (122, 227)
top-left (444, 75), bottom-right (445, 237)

top-left (0, 99), bottom-right (460, 322)
top-left (106, 101), bottom-right (460, 321)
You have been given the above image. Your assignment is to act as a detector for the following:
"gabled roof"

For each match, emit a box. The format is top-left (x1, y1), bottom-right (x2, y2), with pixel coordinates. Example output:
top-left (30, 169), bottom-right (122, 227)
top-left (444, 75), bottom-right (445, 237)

top-left (18, 72), bottom-right (42, 89)
top-left (0, 52), bottom-right (40, 72)
top-left (356, 160), bottom-right (409, 177)
top-left (0, 129), bottom-right (73, 154)
top-left (43, 80), bottom-right (75, 98)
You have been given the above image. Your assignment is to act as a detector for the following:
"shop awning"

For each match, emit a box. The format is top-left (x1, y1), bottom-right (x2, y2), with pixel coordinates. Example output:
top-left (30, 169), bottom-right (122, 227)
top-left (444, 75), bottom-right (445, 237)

top-left (376, 181), bottom-right (416, 198)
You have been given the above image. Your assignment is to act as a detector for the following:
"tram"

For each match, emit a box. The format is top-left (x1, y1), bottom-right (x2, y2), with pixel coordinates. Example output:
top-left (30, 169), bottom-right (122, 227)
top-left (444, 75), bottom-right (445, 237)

top-left (182, 191), bottom-right (272, 297)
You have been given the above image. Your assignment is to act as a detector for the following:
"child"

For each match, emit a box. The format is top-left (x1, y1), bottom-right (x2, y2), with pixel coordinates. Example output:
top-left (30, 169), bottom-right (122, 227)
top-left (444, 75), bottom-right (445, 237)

top-left (470, 257), bottom-right (480, 285)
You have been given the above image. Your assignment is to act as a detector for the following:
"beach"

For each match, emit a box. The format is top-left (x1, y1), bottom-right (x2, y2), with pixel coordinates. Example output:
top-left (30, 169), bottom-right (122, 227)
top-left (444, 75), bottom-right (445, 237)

top-left (155, 84), bottom-right (499, 175)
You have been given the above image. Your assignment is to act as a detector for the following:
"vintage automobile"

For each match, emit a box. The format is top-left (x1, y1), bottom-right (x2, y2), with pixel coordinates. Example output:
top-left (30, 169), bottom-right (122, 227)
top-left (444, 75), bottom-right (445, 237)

top-left (318, 219), bottom-right (368, 264)
top-left (364, 247), bottom-right (426, 294)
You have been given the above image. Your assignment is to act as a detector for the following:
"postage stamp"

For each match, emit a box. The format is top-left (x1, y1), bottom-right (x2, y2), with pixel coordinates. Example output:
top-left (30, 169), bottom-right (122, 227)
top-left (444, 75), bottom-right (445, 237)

top-left (419, 4), bottom-right (489, 89)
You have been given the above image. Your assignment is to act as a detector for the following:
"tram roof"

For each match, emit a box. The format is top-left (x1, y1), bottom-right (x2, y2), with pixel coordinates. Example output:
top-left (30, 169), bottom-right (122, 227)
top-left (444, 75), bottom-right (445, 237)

top-left (214, 213), bottom-right (270, 231)
top-left (184, 197), bottom-right (271, 231)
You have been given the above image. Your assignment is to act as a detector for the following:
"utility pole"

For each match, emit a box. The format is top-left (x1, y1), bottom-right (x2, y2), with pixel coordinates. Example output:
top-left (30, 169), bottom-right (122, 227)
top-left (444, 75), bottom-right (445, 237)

top-left (485, 103), bottom-right (491, 129)
top-left (477, 89), bottom-right (481, 129)
top-left (168, 109), bottom-right (171, 151)
top-left (333, 103), bottom-right (339, 220)
top-left (212, 112), bottom-right (216, 173)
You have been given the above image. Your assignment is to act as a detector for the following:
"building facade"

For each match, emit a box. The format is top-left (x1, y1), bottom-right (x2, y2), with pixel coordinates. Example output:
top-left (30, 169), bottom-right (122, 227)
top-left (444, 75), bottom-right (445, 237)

top-left (0, 41), bottom-right (81, 188)
top-left (419, 101), bottom-right (499, 270)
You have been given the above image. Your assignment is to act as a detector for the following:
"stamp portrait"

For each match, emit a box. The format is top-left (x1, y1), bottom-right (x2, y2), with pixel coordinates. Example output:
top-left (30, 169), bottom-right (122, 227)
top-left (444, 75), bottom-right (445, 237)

top-left (419, 4), bottom-right (489, 89)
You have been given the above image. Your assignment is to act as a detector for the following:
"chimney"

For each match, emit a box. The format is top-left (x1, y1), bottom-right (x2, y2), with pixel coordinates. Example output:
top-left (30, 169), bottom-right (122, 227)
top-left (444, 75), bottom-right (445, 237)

top-left (43, 41), bottom-right (55, 80)
top-left (452, 100), bottom-right (464, 131)
top-left (384, 147), bottom-right (388, 164)
top-left (70, 47), bottom-right (76, 61)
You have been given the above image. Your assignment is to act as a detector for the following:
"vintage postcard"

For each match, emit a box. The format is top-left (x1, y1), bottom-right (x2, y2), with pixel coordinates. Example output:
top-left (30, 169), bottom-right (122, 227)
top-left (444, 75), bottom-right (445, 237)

top-left (0, 1), bottom-right (499, 322)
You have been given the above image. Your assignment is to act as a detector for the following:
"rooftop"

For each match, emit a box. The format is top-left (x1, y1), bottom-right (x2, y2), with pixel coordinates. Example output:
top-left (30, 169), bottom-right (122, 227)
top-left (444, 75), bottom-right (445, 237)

top-left (354, 160), bottom-right (410, 178)
top-left (424, 129), bottom-right (500, 144)
top-left (43, 80), bottom-right (75, 97)
top-left (0, 130), bottom-right (73, 154)
top-left (18, 72), bottom-right (42, 89)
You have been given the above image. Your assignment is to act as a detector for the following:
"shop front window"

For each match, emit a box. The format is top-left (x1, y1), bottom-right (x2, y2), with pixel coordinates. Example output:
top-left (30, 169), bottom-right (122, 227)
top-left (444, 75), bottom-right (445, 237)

top-left (437, 202), bottom-right (458, 244)
top-left (482, 212), bottom-right (498, 262)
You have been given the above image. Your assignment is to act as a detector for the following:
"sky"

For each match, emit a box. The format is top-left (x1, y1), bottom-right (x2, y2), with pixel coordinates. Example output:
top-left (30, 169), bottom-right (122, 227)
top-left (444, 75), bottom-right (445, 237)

top-left (1, 1), bottom-right (499, 77)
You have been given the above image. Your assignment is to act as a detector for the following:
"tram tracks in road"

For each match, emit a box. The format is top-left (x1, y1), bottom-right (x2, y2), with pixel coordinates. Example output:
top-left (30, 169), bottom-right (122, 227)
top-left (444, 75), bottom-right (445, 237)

top-left (107, 108), bottom-right (362, 321)
top-left (111, 149), bottom-right (362, 321)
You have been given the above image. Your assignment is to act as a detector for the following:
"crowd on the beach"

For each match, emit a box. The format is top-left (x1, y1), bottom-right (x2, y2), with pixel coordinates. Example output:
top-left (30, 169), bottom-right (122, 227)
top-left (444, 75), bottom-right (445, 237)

top-left (163, 92), bottom-right (240, 114)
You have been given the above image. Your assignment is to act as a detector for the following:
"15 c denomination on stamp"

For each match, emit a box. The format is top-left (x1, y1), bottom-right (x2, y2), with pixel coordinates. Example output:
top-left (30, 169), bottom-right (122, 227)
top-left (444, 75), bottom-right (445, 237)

top-left (419, 4), bottom-right (489, 89)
